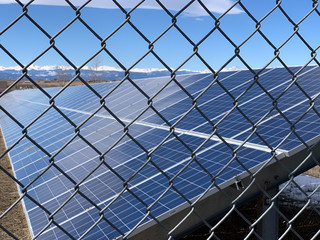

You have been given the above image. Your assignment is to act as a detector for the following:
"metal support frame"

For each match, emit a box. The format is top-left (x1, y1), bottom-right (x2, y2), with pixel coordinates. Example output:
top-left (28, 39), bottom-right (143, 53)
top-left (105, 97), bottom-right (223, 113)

top-left (257, 182), bottom-right (279, 240)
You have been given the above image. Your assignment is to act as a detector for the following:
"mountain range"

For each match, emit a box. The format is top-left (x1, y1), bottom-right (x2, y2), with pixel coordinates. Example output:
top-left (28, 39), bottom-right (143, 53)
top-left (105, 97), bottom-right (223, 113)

top-left (0, 65), bottom-right (210, 81)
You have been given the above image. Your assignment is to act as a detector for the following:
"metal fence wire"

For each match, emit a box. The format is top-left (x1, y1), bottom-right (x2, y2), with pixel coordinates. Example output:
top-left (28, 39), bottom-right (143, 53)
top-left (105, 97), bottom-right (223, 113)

top-left (0, 0), bottom-right (320, 239)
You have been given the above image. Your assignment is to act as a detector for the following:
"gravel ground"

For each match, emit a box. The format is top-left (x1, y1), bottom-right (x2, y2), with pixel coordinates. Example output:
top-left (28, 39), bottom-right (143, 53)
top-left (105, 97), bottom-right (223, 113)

top-left (0, 130), bottom-right (30, 240)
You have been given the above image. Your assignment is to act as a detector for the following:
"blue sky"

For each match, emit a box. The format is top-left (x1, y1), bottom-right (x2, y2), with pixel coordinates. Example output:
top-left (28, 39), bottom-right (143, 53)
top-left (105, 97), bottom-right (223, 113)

top-left (0, 0), bottom-right (320, 72)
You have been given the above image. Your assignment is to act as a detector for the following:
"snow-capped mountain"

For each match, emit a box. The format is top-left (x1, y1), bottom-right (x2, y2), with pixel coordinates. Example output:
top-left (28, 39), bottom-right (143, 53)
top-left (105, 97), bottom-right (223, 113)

top-left (0, 65), bottom-right (207, 81)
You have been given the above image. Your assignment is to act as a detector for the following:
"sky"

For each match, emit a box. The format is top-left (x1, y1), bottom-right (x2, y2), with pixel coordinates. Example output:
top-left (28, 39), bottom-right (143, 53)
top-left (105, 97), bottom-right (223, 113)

top-left (0, 0), bottom-right (320, 72)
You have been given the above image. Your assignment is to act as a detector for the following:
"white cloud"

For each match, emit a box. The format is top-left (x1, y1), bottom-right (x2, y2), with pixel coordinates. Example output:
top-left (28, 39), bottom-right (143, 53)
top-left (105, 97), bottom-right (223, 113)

top-left (3, 0), bottom-right (243, 16)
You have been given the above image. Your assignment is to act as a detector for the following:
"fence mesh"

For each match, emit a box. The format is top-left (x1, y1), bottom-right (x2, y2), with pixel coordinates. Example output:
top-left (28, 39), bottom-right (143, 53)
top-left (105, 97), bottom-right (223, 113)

top-left (0, 0), bottom-right (320, 239)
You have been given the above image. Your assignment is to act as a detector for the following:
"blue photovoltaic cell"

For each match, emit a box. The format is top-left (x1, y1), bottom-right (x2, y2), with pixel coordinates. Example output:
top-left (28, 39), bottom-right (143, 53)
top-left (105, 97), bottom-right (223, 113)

top-left (0, 66), bottom-right (319, 239)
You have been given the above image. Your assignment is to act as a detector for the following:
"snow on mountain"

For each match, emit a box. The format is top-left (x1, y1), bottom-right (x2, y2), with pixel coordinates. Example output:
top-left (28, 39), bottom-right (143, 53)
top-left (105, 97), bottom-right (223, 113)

top-left (0, 65), bottom-right (209, 80)
top-left (0, 66), bottom-right (22, 71)
top-left (0, 64), bottom-right (246, 82)
top-left (222, 66), bottom-right (244, 72)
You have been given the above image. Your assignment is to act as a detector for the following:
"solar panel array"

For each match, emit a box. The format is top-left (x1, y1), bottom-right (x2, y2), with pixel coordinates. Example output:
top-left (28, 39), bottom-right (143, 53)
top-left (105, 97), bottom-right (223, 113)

top-left (1, 65), bottom-right (320, 239)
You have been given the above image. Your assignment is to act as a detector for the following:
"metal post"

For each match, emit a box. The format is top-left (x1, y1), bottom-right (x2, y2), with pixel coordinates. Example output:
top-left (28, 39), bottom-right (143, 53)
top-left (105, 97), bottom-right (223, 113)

top-left (257, 182), bottom-right (279, 240)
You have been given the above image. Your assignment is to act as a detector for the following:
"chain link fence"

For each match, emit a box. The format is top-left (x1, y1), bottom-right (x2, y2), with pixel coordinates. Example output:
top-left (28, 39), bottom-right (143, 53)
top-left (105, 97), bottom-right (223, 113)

top-left (1, 0), bottom-right (320, 239)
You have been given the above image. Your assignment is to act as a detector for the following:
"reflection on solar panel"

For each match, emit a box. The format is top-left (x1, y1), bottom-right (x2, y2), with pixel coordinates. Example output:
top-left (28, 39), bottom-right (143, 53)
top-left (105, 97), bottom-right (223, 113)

top-left (1, 66), bottom-right (320, 239)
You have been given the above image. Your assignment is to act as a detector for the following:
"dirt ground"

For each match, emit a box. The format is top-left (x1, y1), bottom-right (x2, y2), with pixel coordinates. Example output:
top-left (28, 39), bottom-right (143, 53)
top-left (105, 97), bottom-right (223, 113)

top-left (0, 131), bottom-right (30, 240)
top-left (183, 166), bottom-right (320, 240)
top-left (182, 199), bottom-right (320, 240)
top-left (2, 78), bottom-right (110, 93)
top-left (305, 165), bottom-right (320, 178)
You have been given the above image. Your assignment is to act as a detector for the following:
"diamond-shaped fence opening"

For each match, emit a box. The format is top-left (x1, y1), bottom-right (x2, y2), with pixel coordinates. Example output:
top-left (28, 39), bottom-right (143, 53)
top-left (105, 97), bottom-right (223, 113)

top-left (0, 1), bottom-right (320, 240)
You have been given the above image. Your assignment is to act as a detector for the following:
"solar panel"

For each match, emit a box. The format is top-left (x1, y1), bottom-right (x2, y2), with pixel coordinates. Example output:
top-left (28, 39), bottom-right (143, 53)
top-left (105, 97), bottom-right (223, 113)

top-left (0, 66), bottom-right (320, 239)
